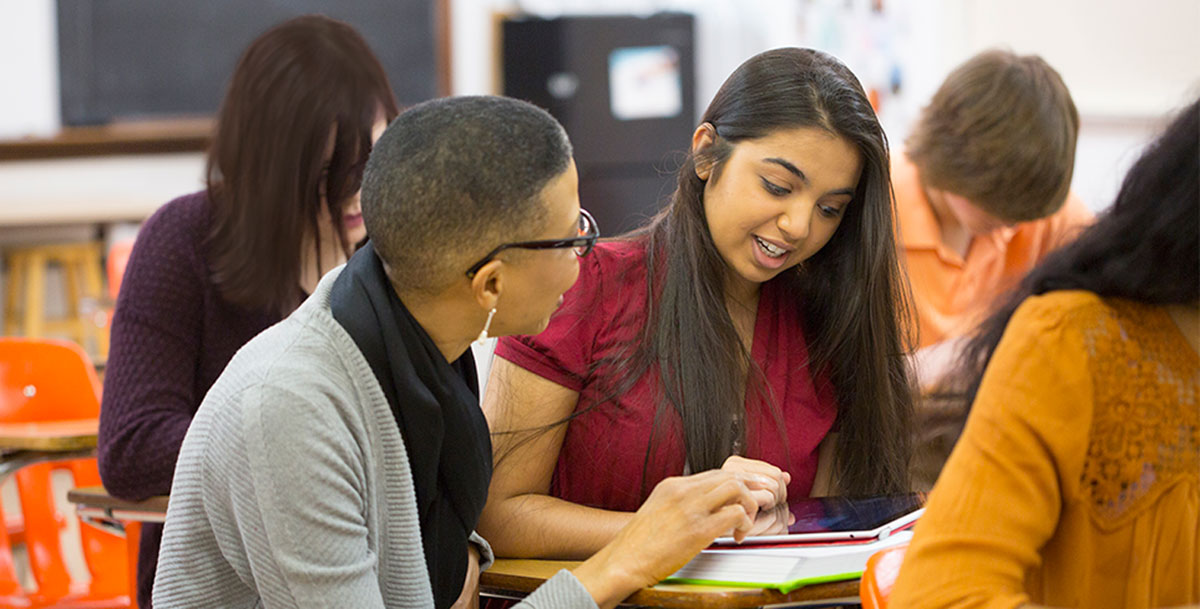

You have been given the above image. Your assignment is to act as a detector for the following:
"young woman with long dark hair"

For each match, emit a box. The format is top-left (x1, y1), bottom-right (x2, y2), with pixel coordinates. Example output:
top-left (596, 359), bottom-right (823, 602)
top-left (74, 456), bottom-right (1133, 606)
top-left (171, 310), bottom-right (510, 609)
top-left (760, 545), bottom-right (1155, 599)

top-left (97, 15), bottom-right (399, 607)
top-left (478, 47), bottom-right (916, 559)
top-left (892, 100), bottom-right (1199, 609)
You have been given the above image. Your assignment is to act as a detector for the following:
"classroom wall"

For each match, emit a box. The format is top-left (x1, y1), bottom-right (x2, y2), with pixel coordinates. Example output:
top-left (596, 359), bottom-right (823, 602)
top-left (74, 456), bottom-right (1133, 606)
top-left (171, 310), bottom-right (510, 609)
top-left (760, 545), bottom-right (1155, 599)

top-left (0, 0), bottom-right (60, 138)
top-left (952, 0), bottom-right (1200, 213)
top-left (451, 0), bottom-right (1200, 213)
top-left (4, 0), bottom-right (1199, 211)
top-left (2, 0), bottom-right (1195, 380)
top-left (959, 0), bottom-right (1198, 119)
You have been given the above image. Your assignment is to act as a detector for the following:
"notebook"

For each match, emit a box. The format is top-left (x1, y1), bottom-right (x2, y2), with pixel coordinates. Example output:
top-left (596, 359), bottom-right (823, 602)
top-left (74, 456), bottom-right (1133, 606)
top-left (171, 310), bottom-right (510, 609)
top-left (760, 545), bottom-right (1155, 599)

top-left (664, 529), bottom-right (913, 593)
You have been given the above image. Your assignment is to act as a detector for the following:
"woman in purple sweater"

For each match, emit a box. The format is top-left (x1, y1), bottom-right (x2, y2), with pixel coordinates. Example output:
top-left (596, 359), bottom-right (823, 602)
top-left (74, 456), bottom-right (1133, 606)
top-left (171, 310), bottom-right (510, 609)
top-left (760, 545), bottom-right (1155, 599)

top-left (97, 16), bottom-right (399, 607)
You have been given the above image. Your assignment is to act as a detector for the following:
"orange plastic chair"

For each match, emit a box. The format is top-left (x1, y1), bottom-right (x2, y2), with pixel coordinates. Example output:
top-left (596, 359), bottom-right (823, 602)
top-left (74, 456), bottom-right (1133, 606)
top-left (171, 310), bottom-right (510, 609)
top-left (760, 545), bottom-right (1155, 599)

top-left (860, 542), bottom-right (910, 609)
top-left (105, 241), bottom-right (135, 304)
top-left (0, 338), bottom-right (97, 552)
top-left (0, 505), bottom-right (33, 608)
top-left (0, 338), bottom-right (101, 423)
top-left (0, 338), bottom-right (131, 608)
top-left (14, 458), bottom-right (129, 608)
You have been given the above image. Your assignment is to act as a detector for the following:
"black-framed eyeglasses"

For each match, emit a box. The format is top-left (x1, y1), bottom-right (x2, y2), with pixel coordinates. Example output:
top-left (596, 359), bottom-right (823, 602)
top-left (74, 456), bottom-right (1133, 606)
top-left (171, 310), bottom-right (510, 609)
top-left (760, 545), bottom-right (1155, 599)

top-left (465, 208), bottom-right (599, 279)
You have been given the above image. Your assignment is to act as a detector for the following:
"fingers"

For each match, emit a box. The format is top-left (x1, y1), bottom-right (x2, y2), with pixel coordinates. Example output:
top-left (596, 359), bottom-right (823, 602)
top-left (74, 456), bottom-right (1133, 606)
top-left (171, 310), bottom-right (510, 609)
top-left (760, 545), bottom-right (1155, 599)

top-left (715, 503), bottom-right (755, 543)
top-left (745, 487), bottom-right (779, 510)
top-left (728, 502), bottom-right (793, 538)
top-left (652, 470), bottom-right (759, 532)
top-left (697, 472), bottom-right (759, 523)
top-left (603, 472), bottom-right (758, 587)
top-left (722, 456), bottom-right (790, 506)
top-left (599, 468), bottom-right (796, 598)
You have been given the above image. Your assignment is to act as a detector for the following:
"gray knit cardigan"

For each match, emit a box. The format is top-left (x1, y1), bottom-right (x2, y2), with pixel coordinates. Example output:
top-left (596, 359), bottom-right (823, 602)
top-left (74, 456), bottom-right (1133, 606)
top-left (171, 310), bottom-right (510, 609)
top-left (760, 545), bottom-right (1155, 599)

top-left (153, 267), bottom-right (597, 609)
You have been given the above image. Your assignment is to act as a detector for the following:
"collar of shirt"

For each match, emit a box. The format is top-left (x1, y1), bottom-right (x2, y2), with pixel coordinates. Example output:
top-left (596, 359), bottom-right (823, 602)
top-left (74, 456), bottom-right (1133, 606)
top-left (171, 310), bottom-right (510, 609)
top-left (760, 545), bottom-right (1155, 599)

top-left (895, 154), bottom-right (1015, 268)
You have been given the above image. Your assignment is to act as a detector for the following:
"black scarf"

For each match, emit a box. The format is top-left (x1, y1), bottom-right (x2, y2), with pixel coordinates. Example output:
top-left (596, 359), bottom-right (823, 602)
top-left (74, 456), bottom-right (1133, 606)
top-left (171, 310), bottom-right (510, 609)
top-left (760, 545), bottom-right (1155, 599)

top-left (330, 242), bottom-right (492, 609)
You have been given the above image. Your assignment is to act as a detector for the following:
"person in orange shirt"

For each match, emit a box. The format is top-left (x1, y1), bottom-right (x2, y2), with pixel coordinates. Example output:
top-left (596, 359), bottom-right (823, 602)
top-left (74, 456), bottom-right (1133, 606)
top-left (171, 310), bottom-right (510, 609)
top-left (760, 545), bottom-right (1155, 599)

top-left (891, 100), bottom-right (1198, 609)
top-left (895, 50), bottom-right (1093, 387)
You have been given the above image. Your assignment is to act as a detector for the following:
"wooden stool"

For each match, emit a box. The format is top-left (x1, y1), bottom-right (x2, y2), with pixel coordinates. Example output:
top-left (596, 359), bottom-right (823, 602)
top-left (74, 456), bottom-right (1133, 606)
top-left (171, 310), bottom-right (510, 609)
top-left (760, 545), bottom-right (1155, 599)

top-left (3, 242), bottom-right (108, 359)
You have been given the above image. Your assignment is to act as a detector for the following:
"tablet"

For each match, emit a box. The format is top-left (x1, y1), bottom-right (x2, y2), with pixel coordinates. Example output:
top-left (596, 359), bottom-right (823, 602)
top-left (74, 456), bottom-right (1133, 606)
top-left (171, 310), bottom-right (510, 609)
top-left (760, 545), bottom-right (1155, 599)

top-left (712, 493), bottom-right (926, 546)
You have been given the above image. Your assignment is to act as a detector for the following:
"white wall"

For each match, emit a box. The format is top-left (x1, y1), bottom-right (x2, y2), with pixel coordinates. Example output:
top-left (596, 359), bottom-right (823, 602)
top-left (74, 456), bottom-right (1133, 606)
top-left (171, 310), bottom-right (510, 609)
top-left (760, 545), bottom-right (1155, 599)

top-left (4, 1), bottom-right (1198, 212)
top-left (951, 0), bottom-right (1200, 211)
top-left (451, 0), bottom-right (1200, 213)
top-left (958, 0), bottom-right (1199, 119)
top-left (0, 0), bottom-right (60, 138)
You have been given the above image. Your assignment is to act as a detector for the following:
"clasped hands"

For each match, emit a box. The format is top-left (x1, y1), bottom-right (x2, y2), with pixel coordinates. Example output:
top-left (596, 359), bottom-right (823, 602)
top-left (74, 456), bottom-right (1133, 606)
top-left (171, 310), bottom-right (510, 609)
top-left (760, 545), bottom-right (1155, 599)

top-left (719, 455), bottom-right (794, 538)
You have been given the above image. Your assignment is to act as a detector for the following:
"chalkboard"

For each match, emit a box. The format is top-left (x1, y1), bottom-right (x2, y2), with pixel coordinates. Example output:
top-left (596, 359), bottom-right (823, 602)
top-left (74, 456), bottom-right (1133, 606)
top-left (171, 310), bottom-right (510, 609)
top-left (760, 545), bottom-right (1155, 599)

top-left (57, 1), bottom-right (439, 125)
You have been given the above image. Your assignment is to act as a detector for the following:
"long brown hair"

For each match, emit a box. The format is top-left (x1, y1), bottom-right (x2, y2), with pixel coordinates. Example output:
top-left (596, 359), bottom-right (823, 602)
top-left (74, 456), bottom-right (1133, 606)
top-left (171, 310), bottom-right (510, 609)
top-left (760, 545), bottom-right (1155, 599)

top-left (206, 15), bottom-right (399, 315)
top-left (612, 48), bottom-right (916, 495)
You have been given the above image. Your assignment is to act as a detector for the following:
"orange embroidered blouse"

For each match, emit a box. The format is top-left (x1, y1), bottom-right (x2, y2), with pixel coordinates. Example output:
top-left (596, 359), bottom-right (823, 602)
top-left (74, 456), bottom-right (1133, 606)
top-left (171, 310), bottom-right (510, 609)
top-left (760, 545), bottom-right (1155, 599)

top-left (891, 290), bottom-right (1199, 609)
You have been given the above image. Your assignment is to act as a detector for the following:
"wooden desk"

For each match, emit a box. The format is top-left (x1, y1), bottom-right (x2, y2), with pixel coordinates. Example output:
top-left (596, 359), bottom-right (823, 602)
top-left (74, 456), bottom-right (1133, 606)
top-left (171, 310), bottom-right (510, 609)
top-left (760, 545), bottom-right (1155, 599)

top-left (64, 488), bottom-right (861, 607)
top-left (67, 486), bottom-right (164, 609)
top-left (0, 419), bottom-right (99, 480)
top-left (481, 559), bottom-right (859, 608)
top-left (68, 485), bottom-right (168, 524)
top-left (0, 418), bottom-right (98, 451)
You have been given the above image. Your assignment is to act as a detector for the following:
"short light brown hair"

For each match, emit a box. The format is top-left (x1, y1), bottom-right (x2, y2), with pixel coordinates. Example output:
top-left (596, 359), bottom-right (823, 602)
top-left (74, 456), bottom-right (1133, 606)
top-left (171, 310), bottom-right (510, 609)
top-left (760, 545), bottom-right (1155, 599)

top-left (906, 49), bottom-right (1079, 222)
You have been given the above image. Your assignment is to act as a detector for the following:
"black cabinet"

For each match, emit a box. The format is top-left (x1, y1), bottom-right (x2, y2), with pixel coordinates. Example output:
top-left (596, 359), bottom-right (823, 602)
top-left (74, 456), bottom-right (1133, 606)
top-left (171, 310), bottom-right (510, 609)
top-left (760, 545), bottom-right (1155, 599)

top-left (502, 13), bottom-right (695, 236)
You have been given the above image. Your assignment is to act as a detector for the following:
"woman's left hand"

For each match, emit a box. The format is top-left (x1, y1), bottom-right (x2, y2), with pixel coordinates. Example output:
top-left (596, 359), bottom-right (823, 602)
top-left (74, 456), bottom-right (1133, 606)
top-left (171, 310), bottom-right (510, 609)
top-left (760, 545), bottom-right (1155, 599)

top-left (720, 455), bottom-right (790, 508)
top-left (739, 502), bottom-right (795, 538)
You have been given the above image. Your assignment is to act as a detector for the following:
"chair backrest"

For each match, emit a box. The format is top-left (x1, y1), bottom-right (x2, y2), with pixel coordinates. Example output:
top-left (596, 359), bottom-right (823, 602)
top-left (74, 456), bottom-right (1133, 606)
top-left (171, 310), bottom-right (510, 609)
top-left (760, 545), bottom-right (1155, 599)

top-left (15, 457), bottom-right (129, 602)
top-left (0, 338), bottom-right (101, 423)
top-left (107, 240), bottom-right (135, 303)
top-left (860, 542), bottom-right (909, 609)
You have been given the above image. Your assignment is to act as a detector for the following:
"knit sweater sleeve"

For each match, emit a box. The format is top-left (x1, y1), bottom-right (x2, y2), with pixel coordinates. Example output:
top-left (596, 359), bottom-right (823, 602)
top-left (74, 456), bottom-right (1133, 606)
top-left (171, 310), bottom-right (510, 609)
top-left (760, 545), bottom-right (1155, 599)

top-left (99, 196), bottom-right (207, 499)
top-left (470, 535), bottom-right (598, 609)
top-left (512, 571), bottom-right (599, 609)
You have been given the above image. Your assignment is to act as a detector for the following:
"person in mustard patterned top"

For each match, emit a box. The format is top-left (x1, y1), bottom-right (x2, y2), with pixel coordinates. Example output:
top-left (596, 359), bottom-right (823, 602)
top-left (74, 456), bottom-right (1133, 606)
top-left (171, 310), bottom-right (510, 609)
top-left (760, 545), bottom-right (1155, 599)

top-left (891, 99), bottom-right (1199, 609)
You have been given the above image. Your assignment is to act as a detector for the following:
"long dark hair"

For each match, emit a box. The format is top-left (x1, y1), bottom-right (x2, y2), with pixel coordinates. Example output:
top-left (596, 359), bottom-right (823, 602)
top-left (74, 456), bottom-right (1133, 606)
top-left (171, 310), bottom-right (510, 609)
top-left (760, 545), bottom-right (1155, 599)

top-left (611, 48), bottom-right (916, 496)
top-left (932, 99), bottom-right (1199, 443)
top-left (206, 15), bottom-right (399, 315)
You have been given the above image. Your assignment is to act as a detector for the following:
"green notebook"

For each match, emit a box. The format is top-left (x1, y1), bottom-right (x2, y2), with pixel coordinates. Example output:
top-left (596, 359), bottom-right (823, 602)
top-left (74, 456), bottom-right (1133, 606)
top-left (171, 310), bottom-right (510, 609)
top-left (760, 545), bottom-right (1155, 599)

top-left (663, 530), bottom-right (912, 593)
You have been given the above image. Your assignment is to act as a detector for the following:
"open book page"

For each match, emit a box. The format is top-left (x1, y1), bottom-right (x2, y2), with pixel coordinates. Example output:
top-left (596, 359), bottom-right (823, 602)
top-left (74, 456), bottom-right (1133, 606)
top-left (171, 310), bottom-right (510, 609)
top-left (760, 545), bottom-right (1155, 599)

top-left (664, 530), bottom-right (912, 592)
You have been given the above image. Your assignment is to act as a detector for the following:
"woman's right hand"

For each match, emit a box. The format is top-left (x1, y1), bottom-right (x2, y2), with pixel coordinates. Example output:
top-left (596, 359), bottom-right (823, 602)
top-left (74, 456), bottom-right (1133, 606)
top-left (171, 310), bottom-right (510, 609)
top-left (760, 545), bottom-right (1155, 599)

top-left (570, 470), bottom-right (760, 609)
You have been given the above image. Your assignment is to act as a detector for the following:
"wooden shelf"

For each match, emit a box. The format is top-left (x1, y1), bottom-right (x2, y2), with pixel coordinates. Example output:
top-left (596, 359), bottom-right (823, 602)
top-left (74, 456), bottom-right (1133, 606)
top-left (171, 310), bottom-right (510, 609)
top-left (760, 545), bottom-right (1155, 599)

top-left (0, 117), bottom-right (214, 161)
